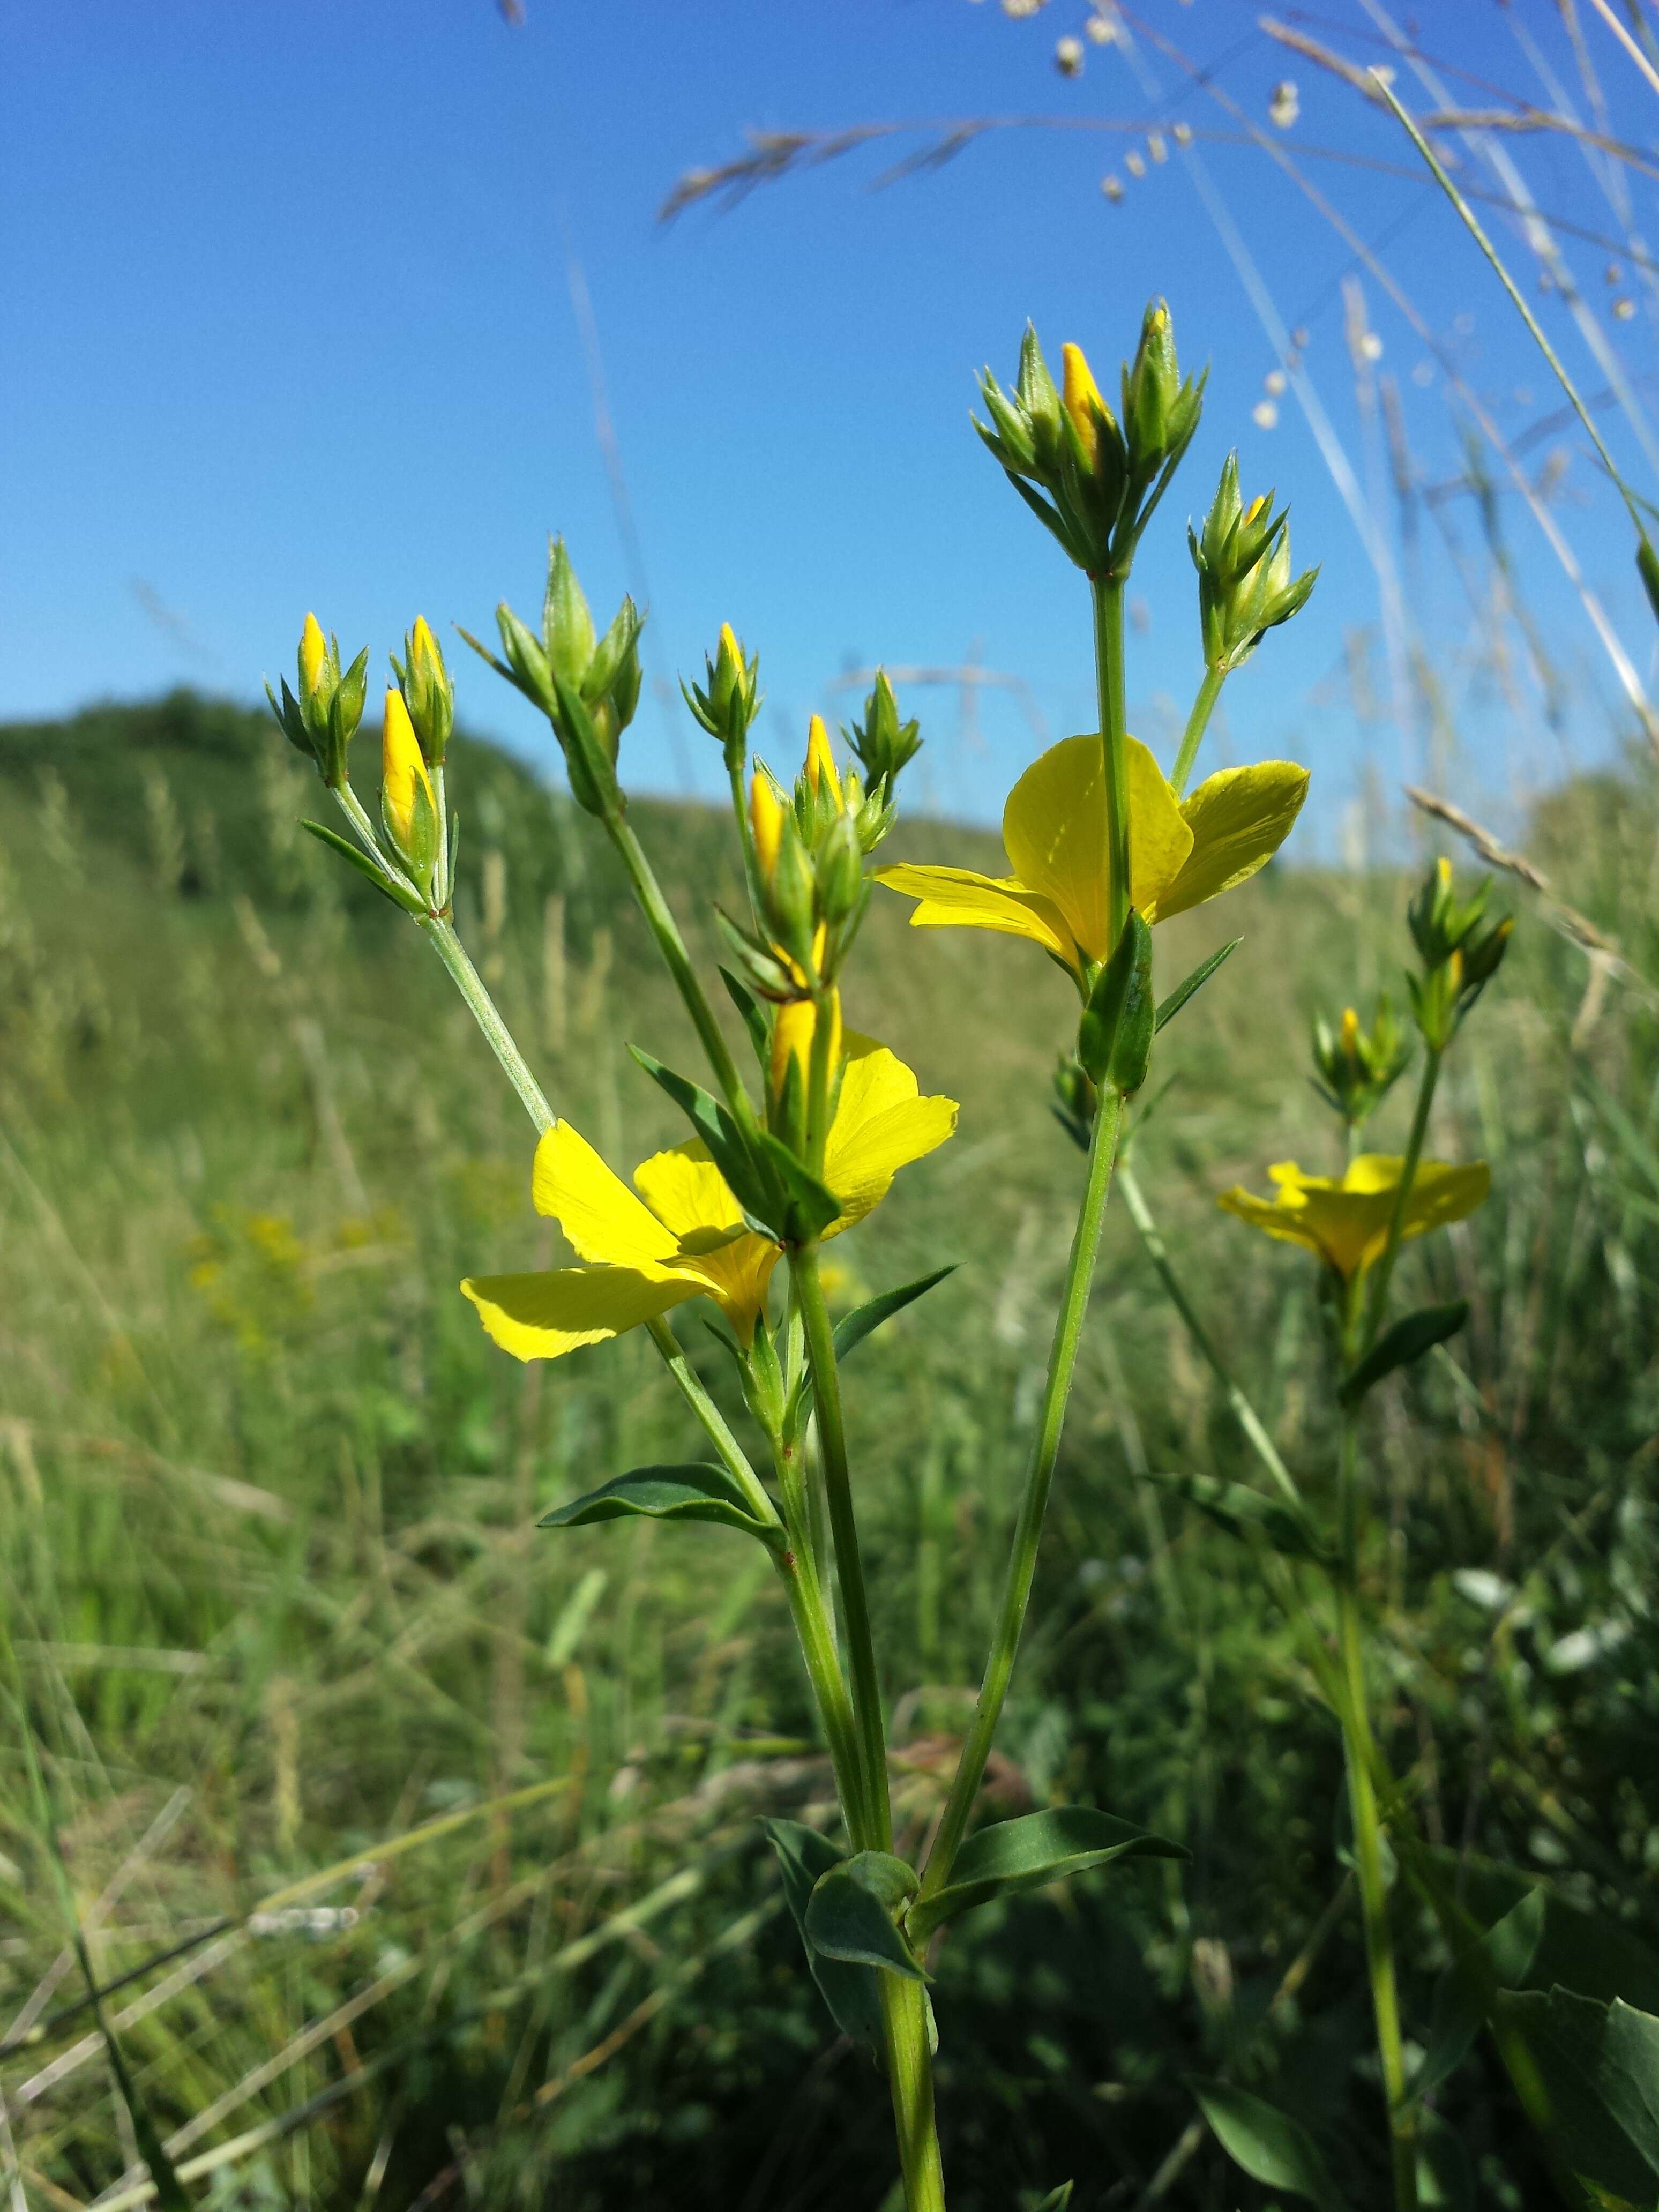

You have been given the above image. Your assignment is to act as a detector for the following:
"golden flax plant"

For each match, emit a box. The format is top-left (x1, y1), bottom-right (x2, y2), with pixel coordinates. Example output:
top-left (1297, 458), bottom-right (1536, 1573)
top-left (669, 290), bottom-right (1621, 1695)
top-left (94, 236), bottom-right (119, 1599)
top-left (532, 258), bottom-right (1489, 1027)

top-left (269, 301), bottom-right (1319, 2210)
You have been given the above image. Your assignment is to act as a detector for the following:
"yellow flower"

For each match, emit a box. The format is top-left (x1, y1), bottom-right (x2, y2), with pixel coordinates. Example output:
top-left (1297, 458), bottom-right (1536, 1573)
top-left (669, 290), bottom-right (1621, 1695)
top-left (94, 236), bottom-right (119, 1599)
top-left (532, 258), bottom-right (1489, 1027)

top-left (1216, 1155), bottom-right (1490, 1283)
top-left (382, 687), bottom-right (435, 856)
top-left (875, 733), bottom-right (1307, 989)
top-left (462, 1037), bottom-right (958, 1362)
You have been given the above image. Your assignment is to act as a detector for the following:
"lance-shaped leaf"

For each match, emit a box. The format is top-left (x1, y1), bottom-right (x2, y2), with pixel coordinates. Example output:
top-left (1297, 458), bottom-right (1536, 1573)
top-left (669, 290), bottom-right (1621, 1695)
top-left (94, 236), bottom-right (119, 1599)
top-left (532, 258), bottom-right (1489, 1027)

top-left (761, 1818), bottom-right (887, 2052)
top-left (300, 820), bottom-right (427, 914)
top-left (1148, 1471), bottom-right (1330, 1565)
top-left (908, 1806), bottom-right (1186, 1945)
top-left (628, 1047), bottom-right (777, 1227)
top-left (1339, 1301), bottom-right (1469, 1407)
top-left (1413, 1889), bottom-right (1544, 2105)
top-left (748, 1127), bottom-right (842, 1244)
top-left (834, 1266), bottom-right (958, 1362)
top-left (1495, 1988), bottom-right (1659, 2203)
top-left (1193, 2081), bottom-right (1348, 2212)
top-left (805, 1852), bottom-right (925, 1980)
top-left (1154, 937), bottom-right (1240, 1032)
top-left (540, 1463), bottom-right (773, 1537)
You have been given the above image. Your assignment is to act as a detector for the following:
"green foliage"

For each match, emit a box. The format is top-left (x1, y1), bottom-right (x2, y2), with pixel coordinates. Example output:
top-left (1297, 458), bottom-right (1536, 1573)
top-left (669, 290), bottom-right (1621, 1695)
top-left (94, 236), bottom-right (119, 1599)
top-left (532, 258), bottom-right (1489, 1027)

top-left (3, 694), bottom-right (1658, 2208)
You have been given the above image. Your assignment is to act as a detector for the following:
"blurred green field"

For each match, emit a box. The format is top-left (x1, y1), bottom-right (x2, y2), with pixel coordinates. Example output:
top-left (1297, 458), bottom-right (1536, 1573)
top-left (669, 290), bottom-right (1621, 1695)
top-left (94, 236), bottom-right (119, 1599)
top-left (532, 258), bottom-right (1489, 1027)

top-left (3, 692), bottom-right (1657, 2210)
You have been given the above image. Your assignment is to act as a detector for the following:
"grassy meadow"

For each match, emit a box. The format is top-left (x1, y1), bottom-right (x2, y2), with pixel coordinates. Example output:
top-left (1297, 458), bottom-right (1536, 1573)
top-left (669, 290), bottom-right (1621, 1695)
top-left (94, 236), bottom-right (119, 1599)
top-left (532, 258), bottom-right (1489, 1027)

top-left (3, 690), bottom-right (1657, 2209)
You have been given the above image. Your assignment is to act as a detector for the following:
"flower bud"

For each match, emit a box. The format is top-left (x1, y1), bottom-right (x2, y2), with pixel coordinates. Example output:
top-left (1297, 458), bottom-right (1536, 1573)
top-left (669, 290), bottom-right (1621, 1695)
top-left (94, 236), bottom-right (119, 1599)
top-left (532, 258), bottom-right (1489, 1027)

top-left (1191, 460), bottom-right (1318, 674)
top-left (381, 688), bottom-right (439, 894)
top-left (1312, 996), bottom-right (1410, 1129)
top-left (805, 714), bottom-right (842, 809)
top-left (1123, 300), bottom-right (1178, 467)
top-left (846, 671), bottom-right (922, 798)
top-left (815, 809), bottom-right (864, 929)
top-left (392, 615), bottom-right (454, 766)
top-left (749, 768), bottom-right (787, 885)
top-left (543, 536), bottom-right (596, 686)
top-left (266, 614), bottom-right (367, 788)
top-left (1062, 342), bottom-right (1112, 473)
top-left (764, 811), bottom-right (818, 972)
top-left (682, 622), bottom-right (763, 768)
top-left (769, 990), bottom-right (842, 1114)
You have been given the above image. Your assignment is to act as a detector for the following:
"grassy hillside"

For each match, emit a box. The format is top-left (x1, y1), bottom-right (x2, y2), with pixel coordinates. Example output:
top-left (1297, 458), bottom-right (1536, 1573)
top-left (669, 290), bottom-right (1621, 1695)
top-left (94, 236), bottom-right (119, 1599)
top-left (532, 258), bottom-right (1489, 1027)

top-left (2, 693), bottom-right (1655, 2210)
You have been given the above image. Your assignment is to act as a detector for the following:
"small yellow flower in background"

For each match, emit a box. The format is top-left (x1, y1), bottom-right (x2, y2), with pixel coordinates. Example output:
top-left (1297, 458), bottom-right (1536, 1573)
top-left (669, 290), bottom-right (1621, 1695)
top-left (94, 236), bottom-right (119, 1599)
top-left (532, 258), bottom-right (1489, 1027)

top-left (805, 713), bottom-right (842, 805)
top-left (876, 734), bottom-right (1307, 990)
top-left (382, 687), bottom-right (435, 857)
top-left (462, 1038), bottom-right (957, 1362)
top-left (1216, 1155), bottom-right (1490, 1282)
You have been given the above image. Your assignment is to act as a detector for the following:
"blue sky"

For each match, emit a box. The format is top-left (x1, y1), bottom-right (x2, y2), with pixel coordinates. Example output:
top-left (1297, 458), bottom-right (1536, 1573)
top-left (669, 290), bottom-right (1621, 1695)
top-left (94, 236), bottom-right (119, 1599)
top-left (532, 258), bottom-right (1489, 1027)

top-left (5, 1), bottom-right (1657, 843)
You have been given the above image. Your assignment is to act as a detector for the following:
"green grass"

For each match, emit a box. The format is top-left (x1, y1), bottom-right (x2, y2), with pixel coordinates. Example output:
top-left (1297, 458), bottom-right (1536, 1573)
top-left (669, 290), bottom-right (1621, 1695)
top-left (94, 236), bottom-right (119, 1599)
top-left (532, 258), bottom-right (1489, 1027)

top-left (2, 692), bottom-right (1656, 2210)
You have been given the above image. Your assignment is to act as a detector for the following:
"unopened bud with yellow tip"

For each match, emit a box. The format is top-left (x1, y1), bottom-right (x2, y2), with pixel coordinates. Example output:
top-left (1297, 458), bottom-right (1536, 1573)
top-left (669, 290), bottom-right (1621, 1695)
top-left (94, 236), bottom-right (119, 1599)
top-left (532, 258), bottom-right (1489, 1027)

top-left (683, 620), bottom-right (761, 767)
top-left (805, 715), bottom-right (842, 809)
top-left (266, 613), bottom-right (369, 788)
top-left (391, 614), bottom-right (454, 767)
top-left (1312, 996), bottom-right (1409, 1130)
top-left (1191, 454), bottom-right (1318, 676)
top-left (749, 767), bottom-right (786, 885)
top-left (381, 688), bottom-right (440, 896)
top-left (1062, 342), bottom-right (1111, 470)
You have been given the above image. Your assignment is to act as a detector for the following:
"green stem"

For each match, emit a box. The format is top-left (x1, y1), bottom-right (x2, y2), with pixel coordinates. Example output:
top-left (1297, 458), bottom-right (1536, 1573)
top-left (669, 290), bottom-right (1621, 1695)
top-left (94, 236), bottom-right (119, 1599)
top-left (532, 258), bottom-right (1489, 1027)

top-left (1117, 1160), bottom-right (1303, 1509)
top-left (646, 1317), bottom-right (780, 1534)
top-left (1170, 663), bottom-right (1225, 799)
top-left (1359, 1042), bottom-right (1443, 1357)
top-left (1092, 576), bottom-right (1132, 946)
top-left (793, 1246), bottom-right (891, 1850)
top-left (602, 810), bottom-right (753, 1124)
top-left (879, 1975), bottom-right (946, 2212)
top-left (1335, 1411), bottom-right (1418, 2212)
top-left (769, 1432), bottom-right (871, 1847)
top-left (1376, 75), bottom-right (1650, 544)
top-left (420, 916), bottom-right (556, 1136)
top-left (920, 1086), bottom-right (1123, 1904)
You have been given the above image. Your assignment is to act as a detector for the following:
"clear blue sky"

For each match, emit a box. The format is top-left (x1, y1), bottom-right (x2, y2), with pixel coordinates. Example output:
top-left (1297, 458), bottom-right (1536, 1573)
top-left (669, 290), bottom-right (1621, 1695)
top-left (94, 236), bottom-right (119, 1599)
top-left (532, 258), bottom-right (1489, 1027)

top-left (5, 1), bottom-right (1656, 845)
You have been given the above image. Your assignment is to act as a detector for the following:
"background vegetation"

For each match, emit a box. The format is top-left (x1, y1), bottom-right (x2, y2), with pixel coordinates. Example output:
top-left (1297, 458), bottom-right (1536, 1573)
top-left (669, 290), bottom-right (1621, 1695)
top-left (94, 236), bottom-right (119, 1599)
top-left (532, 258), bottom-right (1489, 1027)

top-left (2, 685), bottom-right (1656, 2208)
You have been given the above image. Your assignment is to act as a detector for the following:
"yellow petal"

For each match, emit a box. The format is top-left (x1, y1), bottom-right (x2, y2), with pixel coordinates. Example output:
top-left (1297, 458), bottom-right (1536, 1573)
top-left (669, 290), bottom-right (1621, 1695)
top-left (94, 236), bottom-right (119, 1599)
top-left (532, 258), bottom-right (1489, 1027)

top-left (299, 612), bottom-right (327, 696)
top-left (750, 769), bottom-right (786, 881)
top-left (382, 687), bottom-right (435, 849)
top-left (805, 714), bottom-right (842, 807)
top-left (631, 1139), bottom-right (781, 1342)
top-left (679, 1236), bottom-right (784, 1344)
top-left (873, 863), bottom-right (1078, 967)
top-left (1151, 760), bottom-right (1310, 922)
top-left (532, 1122), bottom-right (678, 1272)
top-left (1062, 341), bottom-right (1107, 465)
top-left (1000, 735), bottom-right (1192, 962)
top-left (1215, 1185), bottom-right (1327, 1264)
top-left (823, 1040), bottom-right (958, 1230)
top-left (460, 1267), bottom-right (696, 1361)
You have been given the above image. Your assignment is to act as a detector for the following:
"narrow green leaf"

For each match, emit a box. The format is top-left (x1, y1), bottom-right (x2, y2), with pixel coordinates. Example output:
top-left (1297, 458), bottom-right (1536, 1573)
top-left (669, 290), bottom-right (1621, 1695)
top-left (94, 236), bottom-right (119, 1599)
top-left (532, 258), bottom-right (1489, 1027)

top-left (300, 820), bottom-right (426, 913)
top-left (718, 965), bottom-right (771, 1067)
top-left (1496, 1988), bottom-right (1659, 2202)
top-left (539, 1463), bottom-right (772, 1537)
top-left (748, 1128), bottom-right (842, 1243)
top-left (761, 1818), bottom-right (886, 2051)
top-left (1339, 1301), bottom-right (1469, 1406)
top-left (626, 1047), bottom-right (778, 1229)
top-left (909, 1806), bottom-right (1185, 1944)
top-left (1413, 1889), bottom-right (1545, 2105)
top-left (1416, 2112), bottom-right (1475, 2212)
top-left (1033, 2188), bottom-right (1074, 2212)
top-left (1078, 909), bottom-right (1152, 1090)
top-left (96, 2009), bottom-right (191, 2211)
top-left (833, 1267), bottom-right (958, 1363)
top-left (805, 1854), bottom-right (925, 1981)
top-left (1148, 1470), bottom-right (1330, 1565)
top-left (1192, 2080), bottom-right (1348, 2212)
top-left (1154, 937), bottom-right (1241, 1032)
